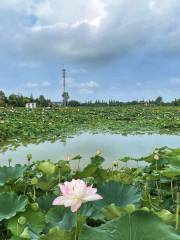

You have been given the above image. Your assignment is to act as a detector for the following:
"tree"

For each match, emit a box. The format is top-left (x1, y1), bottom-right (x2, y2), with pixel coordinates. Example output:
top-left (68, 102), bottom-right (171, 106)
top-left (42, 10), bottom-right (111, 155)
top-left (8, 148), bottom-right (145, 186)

top-left (0, 90), bottom-right (6, 106)
top-left (36, 95), bottom-right (52, 107)
top-left (62, 92), bottom-right (69, 107)
top-left (155, 96), bottom-right (163, 105)
top-left (68, 100), bottom-right (80, 107)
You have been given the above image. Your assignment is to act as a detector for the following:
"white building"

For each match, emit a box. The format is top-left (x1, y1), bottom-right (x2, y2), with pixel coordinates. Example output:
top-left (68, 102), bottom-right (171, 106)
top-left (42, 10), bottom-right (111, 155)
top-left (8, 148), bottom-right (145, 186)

top-left (25, 103), bottom-right (37, 109)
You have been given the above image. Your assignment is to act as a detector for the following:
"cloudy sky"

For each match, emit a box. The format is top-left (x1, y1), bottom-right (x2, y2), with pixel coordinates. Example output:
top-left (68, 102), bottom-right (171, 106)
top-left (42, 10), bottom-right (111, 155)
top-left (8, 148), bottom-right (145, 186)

top-left (0, 0), bottom-right (180, 102)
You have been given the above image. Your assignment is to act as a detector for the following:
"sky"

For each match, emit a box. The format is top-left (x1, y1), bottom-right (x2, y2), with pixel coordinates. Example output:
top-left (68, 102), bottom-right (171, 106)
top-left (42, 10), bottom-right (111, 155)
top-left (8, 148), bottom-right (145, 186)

top-left (0, 0), bottom-right (180, 102)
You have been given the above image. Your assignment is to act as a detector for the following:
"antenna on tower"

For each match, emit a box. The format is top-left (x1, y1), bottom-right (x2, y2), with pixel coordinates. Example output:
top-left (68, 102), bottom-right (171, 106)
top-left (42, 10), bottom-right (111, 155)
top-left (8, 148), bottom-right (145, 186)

top-left (61, 66), bottom-right (69, 107)
top-left (62, 67), bottom-right (66, 93)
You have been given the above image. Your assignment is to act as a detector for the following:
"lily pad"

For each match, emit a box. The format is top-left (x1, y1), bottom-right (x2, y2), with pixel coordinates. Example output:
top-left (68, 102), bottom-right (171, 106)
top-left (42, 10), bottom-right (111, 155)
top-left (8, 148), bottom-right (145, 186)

top-left (95, 181), bottom-right (141, 208)
top-left (40, 227), bottom-right (74, 240)
top-left (0, 165), bottom-right (27, 186)
top-left (46, 207), bottom-right (76, 231)
top-left (0, 192), bottom-right (28, 221)
top-left (79, 210), bottom-right (180, 240)
top-left (37, 161), bottom-right (57, 176)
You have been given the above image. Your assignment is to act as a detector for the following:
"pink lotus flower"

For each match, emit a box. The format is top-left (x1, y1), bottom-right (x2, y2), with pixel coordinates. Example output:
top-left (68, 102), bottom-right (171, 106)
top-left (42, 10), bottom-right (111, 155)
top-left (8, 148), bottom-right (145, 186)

top-left (53, 179), bottom-right (103, 212)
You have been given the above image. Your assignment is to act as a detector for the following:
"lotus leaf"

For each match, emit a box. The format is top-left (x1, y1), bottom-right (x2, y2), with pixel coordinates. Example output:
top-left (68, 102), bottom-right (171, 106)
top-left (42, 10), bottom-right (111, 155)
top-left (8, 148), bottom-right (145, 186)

top-left (0, 165), bottom-right (27, 186)
top-left (0, 192), bottom-right (28, 221)
top-left (79, 210), bottom-right (180, 240)
top-left (95, 181), bottom-right (141, 208)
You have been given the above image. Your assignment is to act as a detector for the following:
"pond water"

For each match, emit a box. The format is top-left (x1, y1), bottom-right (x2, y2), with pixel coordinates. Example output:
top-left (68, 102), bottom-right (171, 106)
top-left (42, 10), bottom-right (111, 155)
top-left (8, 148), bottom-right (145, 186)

top-left (0, 133), bottom-right (180, 168)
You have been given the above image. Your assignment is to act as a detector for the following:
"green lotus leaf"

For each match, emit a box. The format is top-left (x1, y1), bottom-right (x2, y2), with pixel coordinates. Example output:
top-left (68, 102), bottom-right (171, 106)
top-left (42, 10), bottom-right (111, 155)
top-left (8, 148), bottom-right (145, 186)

top-left (37, 176), bottom-right (56, 191)
top-left (8, 208), bottom-right (45, 236)
top-left (0, 165), bottom-right (27, 186)
top-left (46, 206), bottom-right (76, 231)
top-left (74, 164), bottom-right (98, 178)
top-left (0, 192), bottom-right (28, 221)
top-left (95, 181), bottom-right (141, 208)
top-left (79, 202), bottom-right (104, 221)
top-left (72, 154), bottom-right (82, 160)
top-left (37, 194), bottom-right (56, 211)
top-left (10, 237), bottom-right (22, 240)
top-left (40, 227), bottom-right (74, 240)
top-left (56, 160), bottom-right (71, 176)
top-left (37, 161), bottom-right (57, 176)
top-left (79, 210), bottom-right (180, 240)
top-left (91, 154), bottom-right (104, 166)
top-left (161, 167), bottom-right (180, 178)
top-left (155, 209), bottom-right (175, 224)
top-left (102, 203), bottom-right (136, 220)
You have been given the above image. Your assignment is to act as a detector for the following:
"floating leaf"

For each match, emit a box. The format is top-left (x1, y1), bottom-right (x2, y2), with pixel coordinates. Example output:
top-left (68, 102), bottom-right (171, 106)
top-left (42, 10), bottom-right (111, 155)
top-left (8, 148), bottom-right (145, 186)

top-left (95, 181), bottom-right (141, 208)
top-left (40, 227), bottom-right (74, 240)
top-left (0, 165), bottom-right (27, 186)
top-left (46, 206), bottom-right (76, 231)
top-left (37, 161), bottom-right (57, 176)
top-left (0, 192), bottom-right (28, 221)
top-left (79, 210), bottom-right (180, 240)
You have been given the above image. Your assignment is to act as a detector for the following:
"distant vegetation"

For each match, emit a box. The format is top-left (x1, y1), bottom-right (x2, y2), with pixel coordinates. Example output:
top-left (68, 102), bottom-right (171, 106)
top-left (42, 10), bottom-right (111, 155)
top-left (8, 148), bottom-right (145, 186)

top-left (0, 90), bottom-right (180, 107)
top-left (0, 91), bottom-right (52, 107)
top-left (0, 106), bottom-right (179, 149)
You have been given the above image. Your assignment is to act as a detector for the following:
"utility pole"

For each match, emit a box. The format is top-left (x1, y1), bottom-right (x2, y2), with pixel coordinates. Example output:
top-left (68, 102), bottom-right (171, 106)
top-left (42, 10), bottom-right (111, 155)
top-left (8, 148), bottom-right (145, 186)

top-left (62, 67), bottom-right (66, 93)
top-left (62, 67), bottom-right (69, 107)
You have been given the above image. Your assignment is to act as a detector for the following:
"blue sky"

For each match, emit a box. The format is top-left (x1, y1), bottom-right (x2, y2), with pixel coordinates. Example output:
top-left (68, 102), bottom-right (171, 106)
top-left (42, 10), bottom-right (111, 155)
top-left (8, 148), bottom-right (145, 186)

top-left (0, 0), bottom-right (180, 102)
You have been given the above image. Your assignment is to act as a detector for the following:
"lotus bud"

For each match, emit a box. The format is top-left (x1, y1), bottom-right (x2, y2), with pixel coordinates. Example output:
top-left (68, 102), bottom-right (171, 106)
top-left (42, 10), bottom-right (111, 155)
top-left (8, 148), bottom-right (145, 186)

top-left (31, 202), bottom-right (39, 211)
top-left (65, 155), bottom-right (71, 161)
top-left (8, 158), bottom-right (12, 166)
top-left (154, 154), bottom-right (160, 161)
top-left (27, 153), bottom-right (32, 162)
top-left (18, 216), bottom-right (27, 225)
top-left (113, 161), bottom-right (118, 167)
top-left (31, 177), bottom-right (38, 185)
top-left (96, 150), bottom-right (101, 155)
top-left (126, 204), bottom-right (136, 213)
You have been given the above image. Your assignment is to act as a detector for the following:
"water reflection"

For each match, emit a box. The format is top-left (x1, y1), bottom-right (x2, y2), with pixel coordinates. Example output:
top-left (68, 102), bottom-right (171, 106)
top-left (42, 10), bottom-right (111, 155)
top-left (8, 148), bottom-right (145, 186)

top-left (0, 133), bottom-right (179, 167)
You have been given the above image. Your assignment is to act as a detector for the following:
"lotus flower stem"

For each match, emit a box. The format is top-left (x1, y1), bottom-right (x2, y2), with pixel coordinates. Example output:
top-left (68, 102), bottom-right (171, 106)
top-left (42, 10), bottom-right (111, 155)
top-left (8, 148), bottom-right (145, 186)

top-left (145, 182), bottom-right (148, 200)
top-left (137, 160), bottom-right (139, 168)
top-left (156, 159), bottom-right (158, 171)
top-left (33, 185), bottom-right (36, 201)
top-left (156, 180), bottom-right (159, 195)
top-left (16, 223), bottom-right (19, 236)
top-left (176, 192), bottom-right (180, 230)
top-left (58, 168), bottom-right (61, 183)
top-left (171, 179), bottom-right (174, 201)
top-left (75, 211), bottom-right (78, 240)
top-left (77, 159), bottom-right (81, 171)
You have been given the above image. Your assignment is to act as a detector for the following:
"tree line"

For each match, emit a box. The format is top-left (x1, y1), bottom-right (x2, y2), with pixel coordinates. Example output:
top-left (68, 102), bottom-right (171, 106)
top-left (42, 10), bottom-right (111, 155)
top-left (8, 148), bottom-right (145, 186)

top-left (0, 90), bottom-right (179, 107)
top-left (0, 91), bottom-right (52, 107)
top-left (68, 96), bottom-right (180, 107)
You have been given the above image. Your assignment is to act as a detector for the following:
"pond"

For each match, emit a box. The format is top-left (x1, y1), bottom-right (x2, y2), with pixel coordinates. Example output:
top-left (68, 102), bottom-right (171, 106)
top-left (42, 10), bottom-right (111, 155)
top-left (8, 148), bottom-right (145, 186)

top-left (0, 133), bottom-right (180, 167)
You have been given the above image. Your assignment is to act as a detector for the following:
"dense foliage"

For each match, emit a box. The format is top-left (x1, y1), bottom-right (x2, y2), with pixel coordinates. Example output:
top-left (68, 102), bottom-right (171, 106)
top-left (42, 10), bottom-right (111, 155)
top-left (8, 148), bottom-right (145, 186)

top-left (0, 106), bottom-right (179, 149)
top-left (0, 147), bottom-right (180, 239)
top-left (0, 91), bottom-right (52, 108)
top-left (0, 89), bottom-right (180, 107)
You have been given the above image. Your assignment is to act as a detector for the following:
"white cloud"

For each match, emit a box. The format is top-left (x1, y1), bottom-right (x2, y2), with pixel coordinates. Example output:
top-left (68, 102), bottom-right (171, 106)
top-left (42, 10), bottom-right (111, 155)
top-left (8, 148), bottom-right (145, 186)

top-left (66, 78), bottom-right (99, 94)
top-left (26, 81), bottom-right (51, 88)
top-left (26, 82), bottom-right (39, 88)
top-left (1, 0), bottom-right (180, 65)
top-left (41, 81), bottom-right (51, 87)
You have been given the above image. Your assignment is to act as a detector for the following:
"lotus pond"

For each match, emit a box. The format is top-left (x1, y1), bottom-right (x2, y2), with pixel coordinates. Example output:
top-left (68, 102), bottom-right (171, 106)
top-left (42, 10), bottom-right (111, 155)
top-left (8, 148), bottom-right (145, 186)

top-left (0, 106), bottom-right (180, 239)
top-left (0, 148), bottom-right (180, 239)
top-left (0, 133), bottom-right (180, 168)
top-left (0, 106), bottom-right (179, 147)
